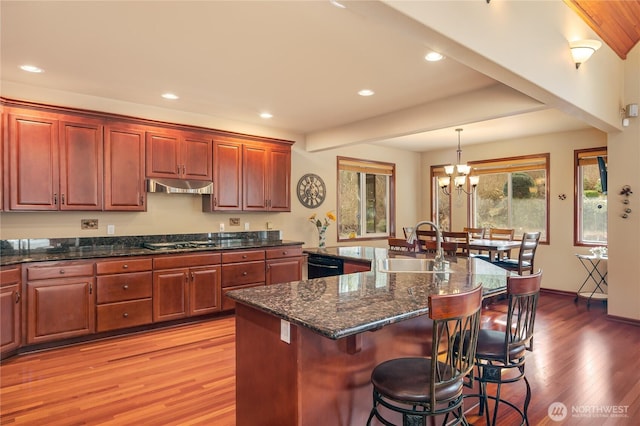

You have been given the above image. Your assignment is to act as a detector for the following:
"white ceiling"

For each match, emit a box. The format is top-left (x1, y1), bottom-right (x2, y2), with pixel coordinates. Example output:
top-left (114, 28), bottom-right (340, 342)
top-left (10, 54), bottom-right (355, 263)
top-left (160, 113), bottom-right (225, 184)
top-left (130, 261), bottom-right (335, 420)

top-left (0, 1), bottom-right (592, 151)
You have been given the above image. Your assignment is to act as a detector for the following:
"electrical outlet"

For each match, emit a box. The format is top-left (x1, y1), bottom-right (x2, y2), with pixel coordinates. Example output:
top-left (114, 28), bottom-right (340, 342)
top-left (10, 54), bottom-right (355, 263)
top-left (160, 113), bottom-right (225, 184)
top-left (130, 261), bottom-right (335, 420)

top-left (229, 218), bottom-right (240, 226)
top-left (244, 222), bottom-right (250, 230)
top-left (280, 319), bottom-right (291, 344)
top-left (81, 219), bottom-right (99, 230)
top-left (219, 223), bottom-right (225, 232)
top-left (107, 225), bottom-right (115, 235)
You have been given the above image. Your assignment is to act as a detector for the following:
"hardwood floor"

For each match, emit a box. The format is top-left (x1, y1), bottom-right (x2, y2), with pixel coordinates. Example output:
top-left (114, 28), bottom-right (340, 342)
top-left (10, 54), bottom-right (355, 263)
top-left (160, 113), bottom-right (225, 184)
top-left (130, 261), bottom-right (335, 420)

top-left (1, 293), bottom-right (638, 425)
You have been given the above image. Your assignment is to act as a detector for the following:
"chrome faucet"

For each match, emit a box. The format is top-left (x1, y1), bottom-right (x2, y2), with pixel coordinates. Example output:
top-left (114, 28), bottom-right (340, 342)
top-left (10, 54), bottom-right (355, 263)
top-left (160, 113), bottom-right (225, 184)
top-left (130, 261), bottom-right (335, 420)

top-left (406, 220), bottom-right (445, 270)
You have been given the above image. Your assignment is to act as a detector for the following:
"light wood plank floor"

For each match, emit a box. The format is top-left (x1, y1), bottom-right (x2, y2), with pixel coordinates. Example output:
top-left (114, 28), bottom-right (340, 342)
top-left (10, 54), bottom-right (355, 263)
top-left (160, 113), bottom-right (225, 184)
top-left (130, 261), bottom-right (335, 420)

top-left (1, 293), bottom-right (639, 425)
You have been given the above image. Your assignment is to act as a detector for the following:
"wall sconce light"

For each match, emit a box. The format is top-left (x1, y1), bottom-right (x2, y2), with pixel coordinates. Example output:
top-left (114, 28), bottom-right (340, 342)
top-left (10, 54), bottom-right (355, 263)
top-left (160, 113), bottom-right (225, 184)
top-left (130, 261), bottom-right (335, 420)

top-left (569, 39), bottom-right (601, 69)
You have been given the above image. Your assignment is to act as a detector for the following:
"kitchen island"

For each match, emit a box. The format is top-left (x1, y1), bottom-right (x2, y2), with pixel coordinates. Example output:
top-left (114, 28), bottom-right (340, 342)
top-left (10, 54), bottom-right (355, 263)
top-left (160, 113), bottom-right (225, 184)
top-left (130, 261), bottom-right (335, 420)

top-left (227, 248), bottom-right (511, 425)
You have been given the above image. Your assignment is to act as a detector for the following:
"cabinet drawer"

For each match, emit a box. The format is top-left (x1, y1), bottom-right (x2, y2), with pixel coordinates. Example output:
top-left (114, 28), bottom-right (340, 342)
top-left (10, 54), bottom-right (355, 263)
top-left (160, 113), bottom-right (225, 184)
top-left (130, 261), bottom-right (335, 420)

top-left (96, 272), bottom-right (153, 303)
top-left (96, 299), bottom-right (153, 332)
top-left (265, 246), bottom-right (303, 259)
top-left (96, 258), bottom-right (152, 275)
top-left (27, 262), bottom-right (94, 280)
top-left (1, 266), bottom-right (21, 286)
top-left (221, 261), bottom-right (265, 287)
top-left (221, 250), bottom-right (265, 263)
top-left (153, 253), bottom-right (221, 269)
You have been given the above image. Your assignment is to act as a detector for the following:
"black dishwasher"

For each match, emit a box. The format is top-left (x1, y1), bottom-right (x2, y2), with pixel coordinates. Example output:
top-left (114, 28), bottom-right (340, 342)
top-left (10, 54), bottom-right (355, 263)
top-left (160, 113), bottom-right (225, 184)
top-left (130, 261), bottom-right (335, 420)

top-left (307, 254), bottom-right (344, 278)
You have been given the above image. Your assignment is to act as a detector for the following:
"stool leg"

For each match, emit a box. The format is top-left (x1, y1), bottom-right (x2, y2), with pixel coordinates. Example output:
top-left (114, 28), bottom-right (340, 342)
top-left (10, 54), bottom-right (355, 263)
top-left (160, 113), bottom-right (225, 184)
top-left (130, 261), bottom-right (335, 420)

top-left (523, 374), bottom-right (531, 426)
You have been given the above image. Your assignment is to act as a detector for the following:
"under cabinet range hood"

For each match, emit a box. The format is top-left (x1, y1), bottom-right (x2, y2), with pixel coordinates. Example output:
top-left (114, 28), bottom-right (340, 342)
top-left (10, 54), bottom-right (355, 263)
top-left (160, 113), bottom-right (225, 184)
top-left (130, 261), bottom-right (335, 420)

top-left (146, 178), bottom-right (213, 194)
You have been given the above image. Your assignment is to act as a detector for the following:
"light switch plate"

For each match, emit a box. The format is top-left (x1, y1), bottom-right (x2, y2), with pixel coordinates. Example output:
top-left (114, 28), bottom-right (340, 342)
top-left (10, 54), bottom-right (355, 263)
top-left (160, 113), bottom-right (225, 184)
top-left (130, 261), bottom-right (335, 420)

top-left (219, 223), bottom-right (225, 232)
top-left (107, 225), bottom-right (115, 235)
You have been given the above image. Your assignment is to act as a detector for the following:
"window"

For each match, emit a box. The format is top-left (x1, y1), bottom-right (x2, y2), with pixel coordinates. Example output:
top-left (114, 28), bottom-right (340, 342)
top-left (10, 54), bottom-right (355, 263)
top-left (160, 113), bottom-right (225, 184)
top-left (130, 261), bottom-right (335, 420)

top-left (337, 157), bottom-right (395, 241)
top-left (471, 154), bottom-right (549, 242)
top-left (575, 148), bottom-right (607, 245)
top-left (430, 169), bottom-right (452, 232)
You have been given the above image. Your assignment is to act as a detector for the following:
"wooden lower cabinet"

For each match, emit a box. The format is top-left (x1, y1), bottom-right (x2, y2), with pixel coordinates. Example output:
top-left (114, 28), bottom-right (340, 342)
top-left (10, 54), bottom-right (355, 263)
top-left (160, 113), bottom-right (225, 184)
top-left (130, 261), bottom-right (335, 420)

top-left (265, 246), bottom-right (304, 285)
top-left (1, 266), bottom-right (22, 357)
top-left (221, 249), bottom-right (266, 311)
top-left (95, 258), bottom-right (153, 332)
top-left (25, 261), bottom-right (95, 345)
top-left (152, 253), bottom-right (221, 322)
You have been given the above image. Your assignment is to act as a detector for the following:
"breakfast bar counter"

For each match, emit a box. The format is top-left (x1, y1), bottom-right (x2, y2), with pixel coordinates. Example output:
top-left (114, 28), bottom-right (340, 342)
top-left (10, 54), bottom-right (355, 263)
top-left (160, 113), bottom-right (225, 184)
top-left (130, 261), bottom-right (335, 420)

top-left (227, 249), bottom-right (511, 425)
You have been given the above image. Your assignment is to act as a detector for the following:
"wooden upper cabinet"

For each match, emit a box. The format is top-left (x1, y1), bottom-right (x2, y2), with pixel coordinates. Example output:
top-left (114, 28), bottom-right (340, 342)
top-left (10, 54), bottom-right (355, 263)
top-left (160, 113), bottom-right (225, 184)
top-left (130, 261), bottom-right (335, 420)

top-left (204, 137), bottom-right (292, 212)
top-left (104, 123), bottom-right (146, 211)
top-left (7, 111), bottom-right (103, 211)
top-left (205, 137), bottom-right (243, 211)
top-left (243, 142), bottom-right (291, 212)
top-left (243, 144), bottom-right (268, 211)
top-left (146, 129), bottom-right (212, 181)
top-left (8, 112), bottom-right (60, 210)
top-left (268, 146), bottom-right (291, 211)
top-left (59, 118), bottom-right (104, 210)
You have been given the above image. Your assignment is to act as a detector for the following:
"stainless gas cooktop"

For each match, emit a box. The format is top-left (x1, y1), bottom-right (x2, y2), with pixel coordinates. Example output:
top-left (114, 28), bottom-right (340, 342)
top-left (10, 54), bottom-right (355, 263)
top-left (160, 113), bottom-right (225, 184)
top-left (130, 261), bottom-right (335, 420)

top-left (143, 241), bottom-right (217, 250)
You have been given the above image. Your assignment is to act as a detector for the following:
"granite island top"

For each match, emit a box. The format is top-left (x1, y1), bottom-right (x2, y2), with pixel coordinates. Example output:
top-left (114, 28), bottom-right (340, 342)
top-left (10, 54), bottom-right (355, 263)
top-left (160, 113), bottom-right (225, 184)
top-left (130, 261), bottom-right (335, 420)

top-left (227, 247), bottom-right (512, 340)
top-left (0, 231), bottom-right (303, 266)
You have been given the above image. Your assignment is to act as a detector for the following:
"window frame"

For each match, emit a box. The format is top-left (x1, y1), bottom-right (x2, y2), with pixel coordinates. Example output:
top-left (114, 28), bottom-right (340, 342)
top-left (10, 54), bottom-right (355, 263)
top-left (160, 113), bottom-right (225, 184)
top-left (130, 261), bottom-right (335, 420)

top-left (468, 153), bottom-right (550, 243)
top-left (431, 153), bottom-right (551, 244)
top-left (336, 156), bottom-right (396, 242)
top-left (574, 147), bottom-right (607, 247)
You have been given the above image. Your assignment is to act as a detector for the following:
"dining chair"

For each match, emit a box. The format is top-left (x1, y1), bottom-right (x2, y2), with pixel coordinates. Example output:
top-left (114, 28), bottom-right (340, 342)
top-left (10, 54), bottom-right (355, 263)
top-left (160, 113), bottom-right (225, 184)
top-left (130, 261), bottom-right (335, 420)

top-left (366, 286), bottom-right (483, 426)
top-left (464, 227), bottom-right (485, 256)
top-left (493, 232), bottom-right (541, 275)
top-left (464, 270), bottom-right (542, 426)
top-left (388, 237), bottom-right (417, 252)
top-left (415, 229), bottom-right (438, 252)
top-left (464, 227), bottom-right (485, 239)
top-left (488, 228), bottom-right (515, 260)
top-left (442, 231), bottom-right (470, 257)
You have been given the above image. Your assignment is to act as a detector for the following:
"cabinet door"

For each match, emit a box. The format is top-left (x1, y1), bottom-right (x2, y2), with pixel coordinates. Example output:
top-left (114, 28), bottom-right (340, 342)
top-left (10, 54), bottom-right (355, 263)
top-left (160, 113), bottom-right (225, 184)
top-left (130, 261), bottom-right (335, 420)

top-left (268, 146), bottom-right (291, 211)
top-left (146, 131), bottom-right (180, 179)
top-left (26, 277), bottom-right (95, 344)
top-left (243, 144), bottom-right (267, 210)
top-left (210, 138), bottom-right (242, 210)
top-left (266, 257), bottom-right (303, 286)
top-left (59, 118), bottom-right (103, 210)
top-left (182, 133), bottom-right (212, 181)
top-left (8, 113), bottom-right (59, 210)
top-left (1, 284), bottom-right (21, 355)
top-left (153, 268), bottom-right (188, 322)
top-left (104, 124), bottom-right (146, 211)
top-left (189, 266), bottom-right (221, 316)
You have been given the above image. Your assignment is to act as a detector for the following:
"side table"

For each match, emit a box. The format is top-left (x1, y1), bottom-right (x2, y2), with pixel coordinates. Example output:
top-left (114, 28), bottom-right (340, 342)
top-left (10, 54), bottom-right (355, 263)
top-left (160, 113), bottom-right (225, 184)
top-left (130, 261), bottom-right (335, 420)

top-left (574, 254), bottom-right (608, 307)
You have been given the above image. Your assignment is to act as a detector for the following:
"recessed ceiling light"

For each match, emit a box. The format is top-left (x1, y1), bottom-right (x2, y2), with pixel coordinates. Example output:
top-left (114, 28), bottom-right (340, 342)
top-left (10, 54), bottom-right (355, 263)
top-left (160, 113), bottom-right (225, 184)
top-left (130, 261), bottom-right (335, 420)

top-left (161, 93), bottom-right (179, 100)
top-left (330, 1), bottom-right (346, 9)
top-left (425, 52), bottom-right (444, 62)
top-left (20, 64), bottom-right (44, 73)
top-left (358, 89), bottom-right (375, 97)
top-left (260, 112), bottom-right (273, 119)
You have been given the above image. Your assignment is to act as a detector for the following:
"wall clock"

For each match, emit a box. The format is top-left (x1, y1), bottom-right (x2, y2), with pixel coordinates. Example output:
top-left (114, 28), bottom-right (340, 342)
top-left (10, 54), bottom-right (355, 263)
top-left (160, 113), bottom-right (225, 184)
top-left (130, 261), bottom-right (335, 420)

top-left (297, 173), bottom-right (326, 208)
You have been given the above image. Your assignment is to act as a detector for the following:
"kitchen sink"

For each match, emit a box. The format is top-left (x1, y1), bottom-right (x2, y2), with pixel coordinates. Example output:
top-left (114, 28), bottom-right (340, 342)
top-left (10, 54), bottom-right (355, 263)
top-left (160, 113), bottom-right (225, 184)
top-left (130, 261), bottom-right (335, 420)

top-left (377, 258), bottom-right (453, 273)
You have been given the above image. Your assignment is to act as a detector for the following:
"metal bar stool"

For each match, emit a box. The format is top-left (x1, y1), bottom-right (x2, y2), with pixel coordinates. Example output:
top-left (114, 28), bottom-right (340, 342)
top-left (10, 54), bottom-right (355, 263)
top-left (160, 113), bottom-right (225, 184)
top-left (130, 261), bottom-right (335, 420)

top-left (464, 270), bottom-right (542, 426)
top-left (366, 286), bottom-right (483, 426)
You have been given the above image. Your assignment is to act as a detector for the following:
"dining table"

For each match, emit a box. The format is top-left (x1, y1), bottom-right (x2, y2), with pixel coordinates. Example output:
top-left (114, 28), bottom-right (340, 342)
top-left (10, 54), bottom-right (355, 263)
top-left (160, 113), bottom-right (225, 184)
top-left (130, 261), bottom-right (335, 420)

top-left (468, 238), bottom-right (522, 261)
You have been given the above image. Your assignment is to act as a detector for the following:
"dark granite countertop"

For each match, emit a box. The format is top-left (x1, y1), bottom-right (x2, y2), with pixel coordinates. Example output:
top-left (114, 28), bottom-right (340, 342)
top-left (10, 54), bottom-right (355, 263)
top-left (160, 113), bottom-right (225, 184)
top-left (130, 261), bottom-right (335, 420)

top-left (0, 232), bottom-right (303, 266)
top-left (227, 248), bottom-right (512, 340)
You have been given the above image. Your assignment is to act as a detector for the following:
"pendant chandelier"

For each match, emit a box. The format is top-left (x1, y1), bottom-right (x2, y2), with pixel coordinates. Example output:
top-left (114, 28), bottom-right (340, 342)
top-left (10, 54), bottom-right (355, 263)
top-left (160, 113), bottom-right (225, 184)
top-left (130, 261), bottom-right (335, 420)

top-left (438, 128), bottom-right (479, 195)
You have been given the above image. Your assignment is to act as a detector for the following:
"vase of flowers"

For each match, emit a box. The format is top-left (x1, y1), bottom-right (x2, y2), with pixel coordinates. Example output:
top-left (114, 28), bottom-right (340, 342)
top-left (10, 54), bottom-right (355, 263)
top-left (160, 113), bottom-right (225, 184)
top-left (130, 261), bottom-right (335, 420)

top-left (309, 211), bottom-right (336, 249)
